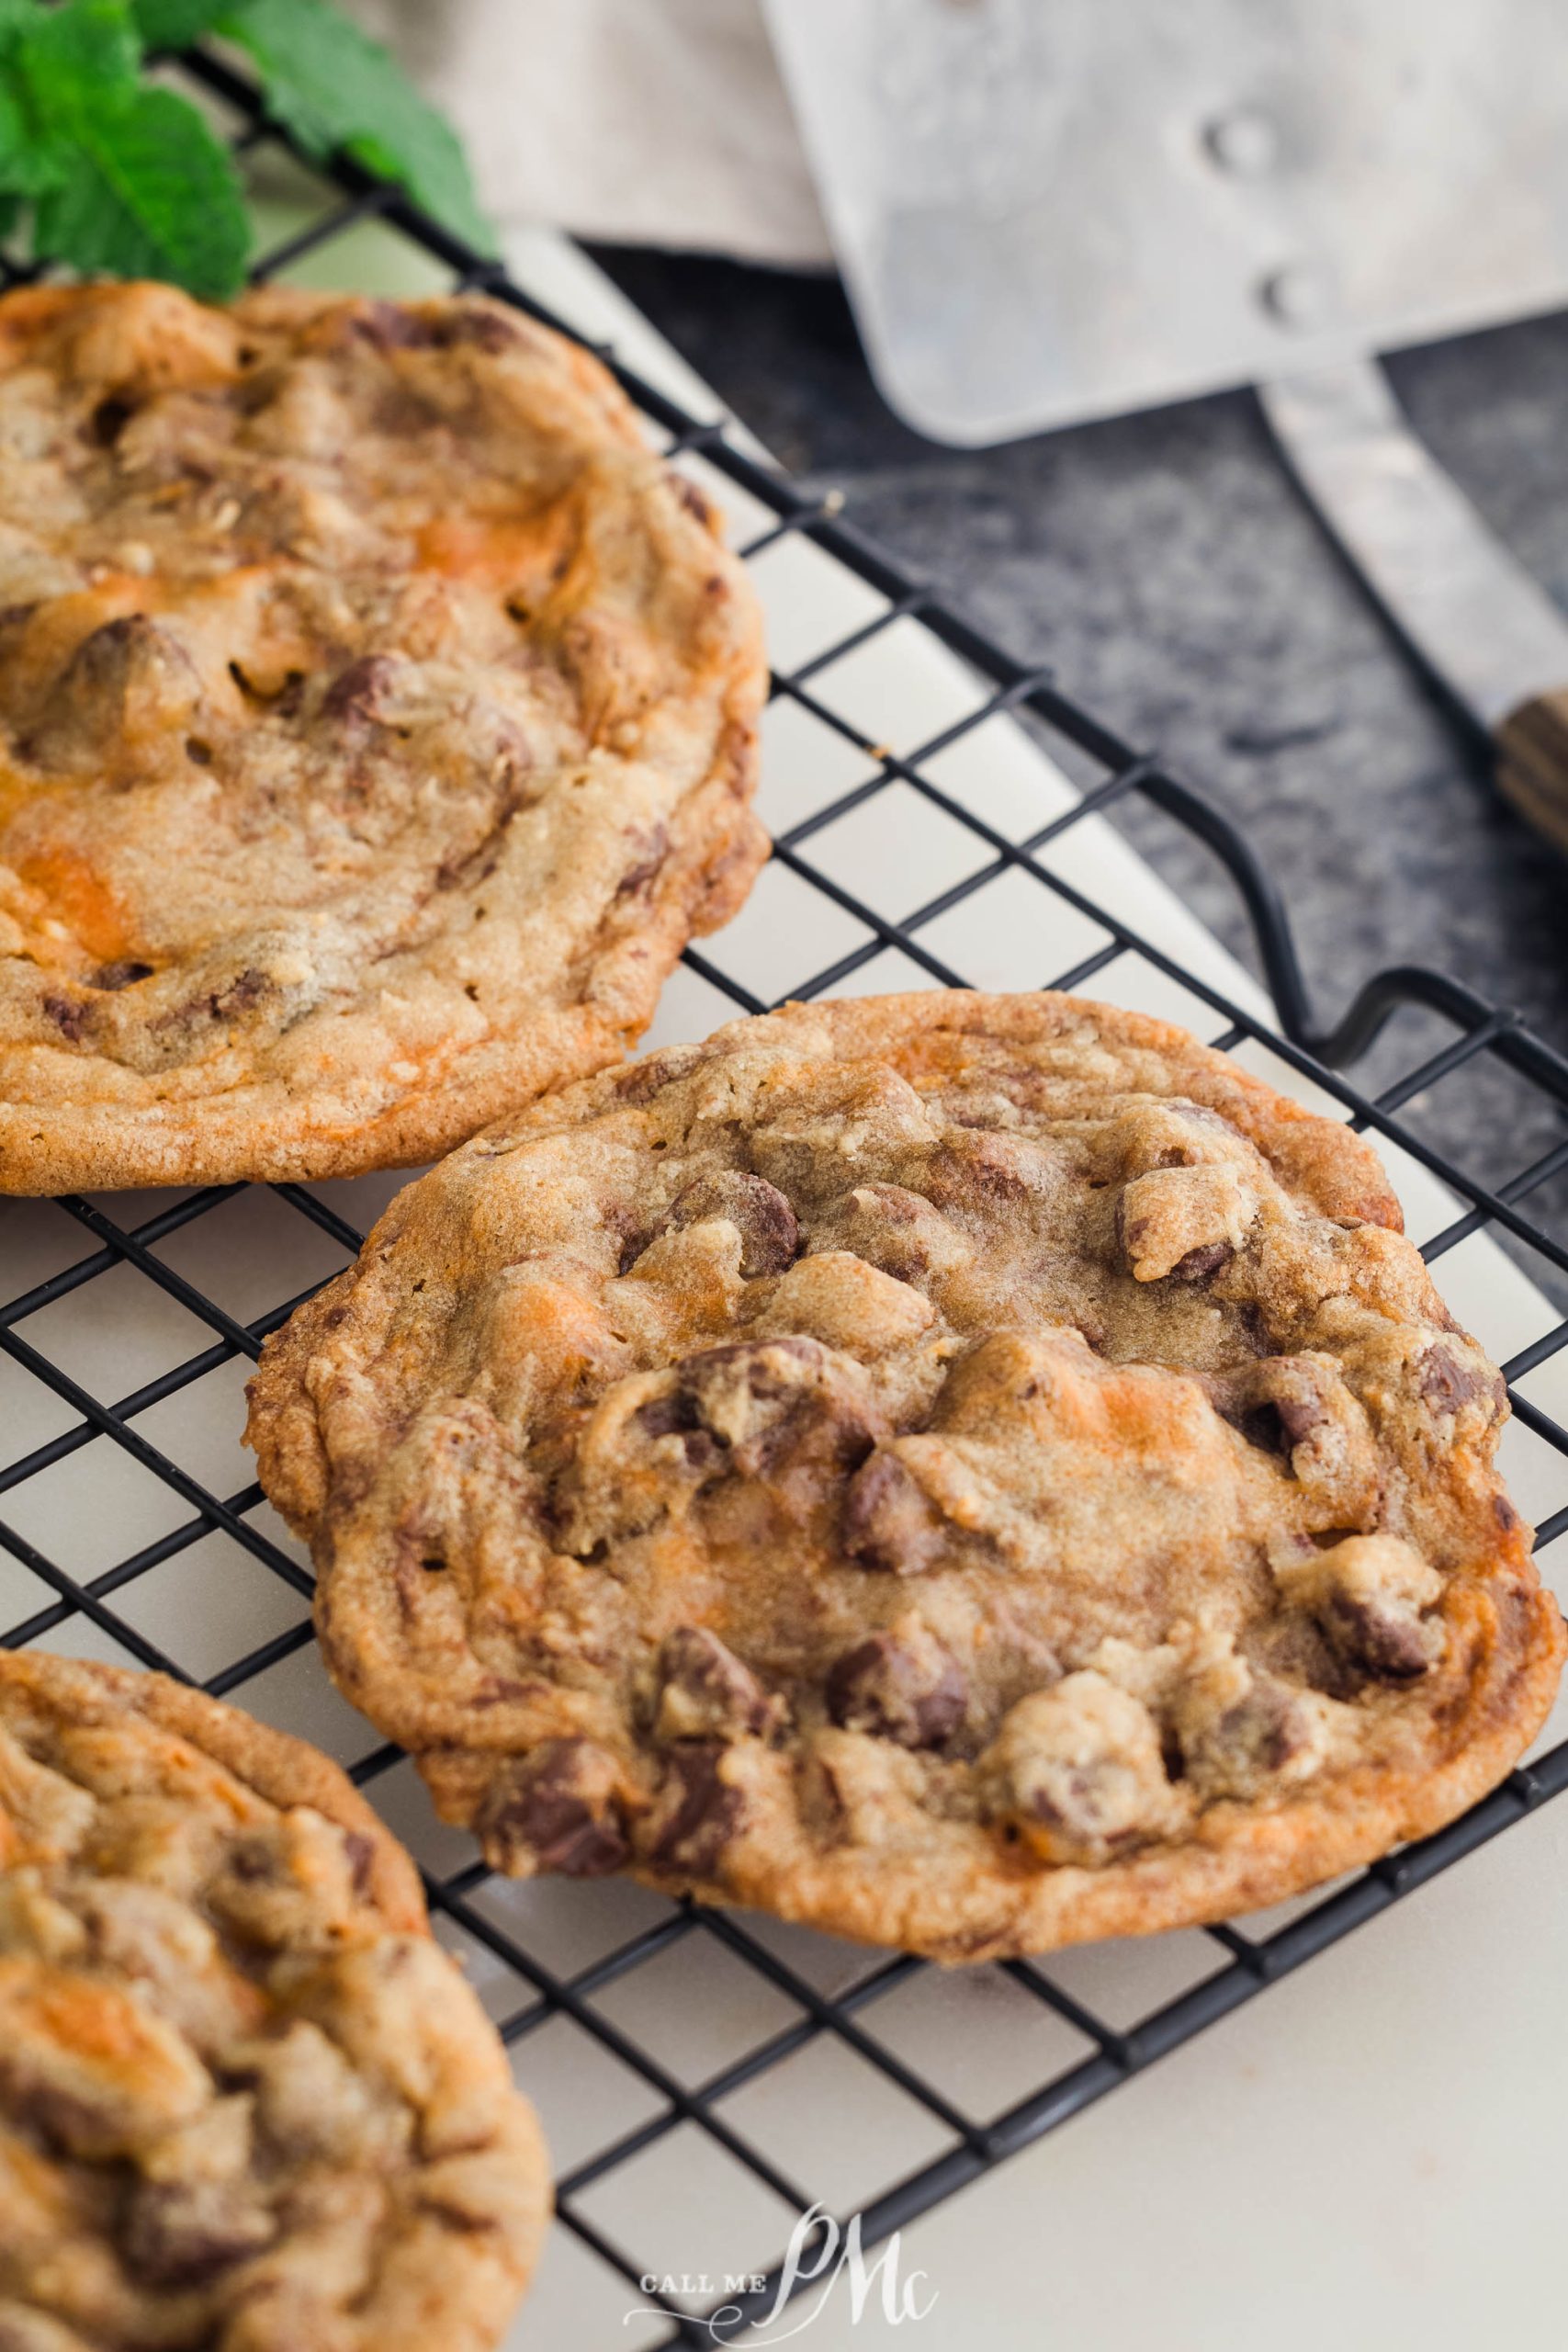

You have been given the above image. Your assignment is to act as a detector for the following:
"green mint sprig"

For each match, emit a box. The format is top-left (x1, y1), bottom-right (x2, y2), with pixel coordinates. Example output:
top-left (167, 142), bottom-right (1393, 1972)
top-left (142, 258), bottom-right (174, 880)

top-left (0, 0), bottom-right (493, 301)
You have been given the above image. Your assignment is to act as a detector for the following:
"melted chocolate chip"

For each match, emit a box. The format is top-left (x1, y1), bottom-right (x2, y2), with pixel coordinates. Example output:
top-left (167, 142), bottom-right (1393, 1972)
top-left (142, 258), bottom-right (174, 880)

top-left (146, 964), bottom-right (276, 1051)
top-left (632, 1389), bottom-right (722, 1472)
top-left (22, 615), bottom-right (203, 782)
top-left (1024, 1770), bottom-right (1125, 1850)
top-left (89, 960), bottom-right (154, 991)
top-left (321, 652), bottom-right (402, 726)
top-left (666, 1169), bottom-right (801, 1277)
top-left (615, 823), bottom-right (670, 898)
top-left (673, 1338), bottom-right (879, 1481)
top-left (611, 1044), bottom-right (706, 1105)
top-left (1320, 1592), bottom-right (1432, 1681)
top-left (656, 1625), bottom-right (778, 1741)
top-left (227, 1839), bottom-right (275, 1883)
top-left (213, 967), bottom-right (270, 1017)
top-left (637, 1390), bottom-right (704, 1442)
top-left (39, 993), bottom-right (88, 1044)
top-left (123, 2180), bottom-right (276, 2285)
top-left (813, 1180), bottom-right (969, 1283)
top-left (841, 1453), bottom-right (945, 1575)
top-left (1168, 1239), bottom-right (1233, 1283)
top-left (825, 1630), bottom-right (966, 1747)
top-left (1213, 1357), bottom-right (1345, 1479)
top-left (478, 1738), bottom-right (628, 1877)
top-left (1210, 1684), bottom-right (1309, 1777)
top-left (342, 1828), bottom-right (377, 1897)
top-left (1419, 1344), bottom-right (1503, 1419)
top-left (648, 1742), bottom-right (740, 1873)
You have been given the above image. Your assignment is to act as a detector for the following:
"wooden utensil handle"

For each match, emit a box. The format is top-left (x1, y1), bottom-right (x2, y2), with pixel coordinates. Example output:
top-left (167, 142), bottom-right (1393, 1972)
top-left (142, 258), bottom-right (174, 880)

top-left (1496, 689), bottom-right (1568, 855)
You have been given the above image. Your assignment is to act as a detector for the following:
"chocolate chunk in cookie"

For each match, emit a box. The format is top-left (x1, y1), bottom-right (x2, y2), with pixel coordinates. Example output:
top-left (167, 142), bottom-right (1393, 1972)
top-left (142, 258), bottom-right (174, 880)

top-left (654, 1626), bottom-right (784, 1742)
top-left (826, 1622), bottom-right (967, 1747)
top-left (475, 1737), bottom-right (629, 1876)
top-left (1277, 1532), bottom-right (1442, 1682)
top-left (666, 1170), bottom-right (801, 1276)
top-left (643, 1744), bottom-right (743, 1875)
top-left (841, 1453), bottom-right (948, 1574)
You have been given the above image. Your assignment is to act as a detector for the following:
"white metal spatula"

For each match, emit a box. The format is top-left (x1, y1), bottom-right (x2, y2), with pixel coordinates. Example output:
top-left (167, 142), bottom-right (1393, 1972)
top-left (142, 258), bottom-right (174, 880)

top-left (762, 0), bottom-right (1568, 848)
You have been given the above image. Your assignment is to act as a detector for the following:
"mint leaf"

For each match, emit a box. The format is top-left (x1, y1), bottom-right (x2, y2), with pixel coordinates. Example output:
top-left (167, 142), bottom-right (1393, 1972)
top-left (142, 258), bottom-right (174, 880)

top-left (0, 0), bottom-right (40, 52)
top-left (13, 0), bottom-right (249, 296)
top-left (0, 0), bottom-right (485, 300)
top-left (132, 0), bottom-right (237, 46)
top-left (0, 76), bottom-right (62, 200)
top-left (219, 0), bottom-right (493, 254)
top-left (19, 0), bottom-right (141, 95)
top-left (31, 80), bottom-right (250, 297)
top-left (0, 0), bottom-right (121, 209)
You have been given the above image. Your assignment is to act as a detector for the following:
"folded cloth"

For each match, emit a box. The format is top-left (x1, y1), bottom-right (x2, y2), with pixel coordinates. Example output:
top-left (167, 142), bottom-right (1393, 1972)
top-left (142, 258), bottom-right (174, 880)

top-left (347, 0), bottom-right (832, 265)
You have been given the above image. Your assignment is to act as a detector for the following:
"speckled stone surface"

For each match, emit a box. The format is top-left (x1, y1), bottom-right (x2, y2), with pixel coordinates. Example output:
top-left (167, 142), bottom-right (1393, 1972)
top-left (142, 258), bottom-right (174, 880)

top-left (589, 248), bottom-right (1568, 1281)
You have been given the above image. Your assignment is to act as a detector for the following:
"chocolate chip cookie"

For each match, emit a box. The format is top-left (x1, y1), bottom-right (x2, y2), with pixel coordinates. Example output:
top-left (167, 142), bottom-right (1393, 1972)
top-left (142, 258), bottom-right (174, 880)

top-left (0, 1648), bottom-right (547, 2348)
top-left (246, 992), bottom-right (1565, 1961)
top-left (0, 280), bottom-right (766, 1192)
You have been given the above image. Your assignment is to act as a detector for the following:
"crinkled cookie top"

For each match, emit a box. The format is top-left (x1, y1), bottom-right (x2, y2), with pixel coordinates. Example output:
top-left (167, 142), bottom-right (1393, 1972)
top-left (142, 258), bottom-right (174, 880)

top-left (0, 280), bottom-right (766, 1192)
top-left (248, 991), bottom-right (1564, 1960)
top-left (0, 1650), bottom-right (547, 2351)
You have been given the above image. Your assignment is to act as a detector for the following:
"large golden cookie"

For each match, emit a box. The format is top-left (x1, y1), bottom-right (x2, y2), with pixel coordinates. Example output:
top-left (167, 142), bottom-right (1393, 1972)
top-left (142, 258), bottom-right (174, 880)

top-left (0, 281), bottom-right (766, 1191)
top-left (248, 992), bottom-right (1564, 1961)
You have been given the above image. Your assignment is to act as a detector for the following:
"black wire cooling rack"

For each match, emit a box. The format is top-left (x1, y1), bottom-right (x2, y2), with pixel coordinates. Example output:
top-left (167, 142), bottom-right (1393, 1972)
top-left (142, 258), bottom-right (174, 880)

top-left (3, 47), bottom-right (1568, 2347)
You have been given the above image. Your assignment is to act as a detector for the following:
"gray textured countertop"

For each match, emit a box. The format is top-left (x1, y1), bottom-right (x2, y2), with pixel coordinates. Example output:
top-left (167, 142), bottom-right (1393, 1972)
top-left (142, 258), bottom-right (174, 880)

top-left (592, 249), bottom-right (1568, 1257)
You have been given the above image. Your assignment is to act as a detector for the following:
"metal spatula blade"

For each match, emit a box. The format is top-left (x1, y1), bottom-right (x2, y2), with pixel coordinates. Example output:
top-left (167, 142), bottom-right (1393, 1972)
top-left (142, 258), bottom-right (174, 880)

top-left (763, 0), bottom-right (1568, 848)
top-left (762, 0), bottom-right (1568, 445)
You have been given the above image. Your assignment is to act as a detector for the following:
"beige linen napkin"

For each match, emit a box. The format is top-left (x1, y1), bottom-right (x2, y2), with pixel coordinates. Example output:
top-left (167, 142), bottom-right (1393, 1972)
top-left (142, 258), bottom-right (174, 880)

top-left (347, 0), bottom-right (831, 263)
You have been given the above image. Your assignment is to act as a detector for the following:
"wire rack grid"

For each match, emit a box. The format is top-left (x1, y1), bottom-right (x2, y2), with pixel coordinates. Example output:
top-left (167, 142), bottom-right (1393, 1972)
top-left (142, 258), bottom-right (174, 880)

top-left (2, 48), bottom-right (1568, 2348)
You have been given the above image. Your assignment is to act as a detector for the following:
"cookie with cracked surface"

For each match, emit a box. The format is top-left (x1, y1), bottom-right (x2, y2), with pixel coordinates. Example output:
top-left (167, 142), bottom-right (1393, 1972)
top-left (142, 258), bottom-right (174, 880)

top-left (0, 1648), bottom-right (547, 2350)
top-left (246, 990), bottom-right (1565, 1961)
top-left (0, 279), bottom-right (766, 1192)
